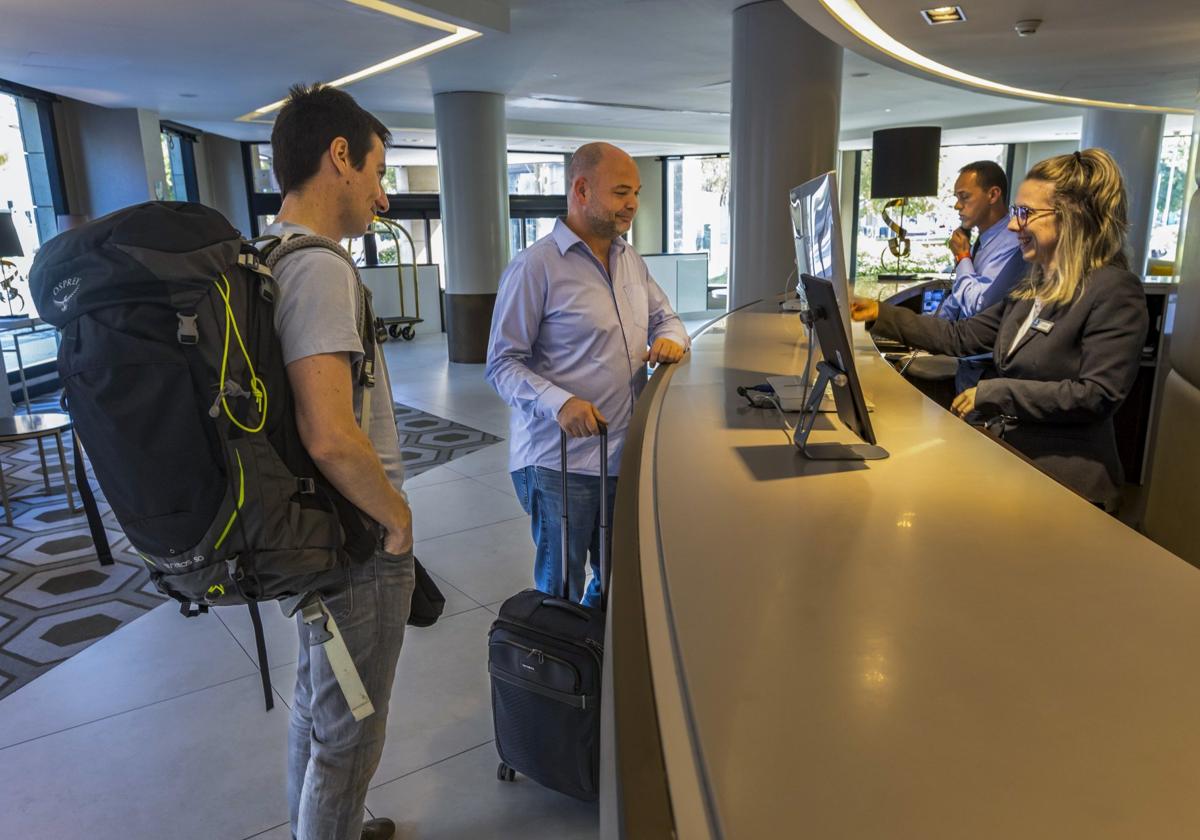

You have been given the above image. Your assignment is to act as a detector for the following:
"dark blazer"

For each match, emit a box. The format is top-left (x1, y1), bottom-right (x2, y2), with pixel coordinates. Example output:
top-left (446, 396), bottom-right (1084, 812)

top-left (871, 266), bottom-right (1149, 507)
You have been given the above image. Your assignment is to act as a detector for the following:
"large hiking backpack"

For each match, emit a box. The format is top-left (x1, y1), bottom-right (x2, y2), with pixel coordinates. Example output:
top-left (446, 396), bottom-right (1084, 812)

top-left (29, 201), bottom-right (378, 705)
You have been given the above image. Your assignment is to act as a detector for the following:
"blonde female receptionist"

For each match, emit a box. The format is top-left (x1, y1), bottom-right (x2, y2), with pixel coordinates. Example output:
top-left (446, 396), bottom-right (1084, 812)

top-left (850, 148), bottom-right (1149, 510)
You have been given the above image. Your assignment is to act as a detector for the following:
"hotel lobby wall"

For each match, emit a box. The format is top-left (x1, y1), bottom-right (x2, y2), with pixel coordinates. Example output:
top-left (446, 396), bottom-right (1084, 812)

top-left (49, 99), bottom-right (249, 234)
top-left (195, 133), bottom-right (253, 235)
top-left (1009, 140), bottom-right (1080, 195)
top-left (55, 99), bottom-right (158, 220)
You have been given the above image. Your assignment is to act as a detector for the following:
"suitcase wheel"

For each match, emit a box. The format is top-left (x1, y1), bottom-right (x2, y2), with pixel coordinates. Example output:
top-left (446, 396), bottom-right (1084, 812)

top-left (497, 762), bottom-right (516, 782)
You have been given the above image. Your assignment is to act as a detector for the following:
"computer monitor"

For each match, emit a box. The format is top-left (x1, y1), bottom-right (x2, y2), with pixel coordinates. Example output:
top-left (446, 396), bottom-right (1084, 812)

top-left (795, 273), bottom-right (888, 460)
top-left (788, 171), bottom-right (852, 341)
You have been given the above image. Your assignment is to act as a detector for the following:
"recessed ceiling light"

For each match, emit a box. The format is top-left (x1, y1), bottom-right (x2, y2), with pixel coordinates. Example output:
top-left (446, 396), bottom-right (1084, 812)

top-left (921, 6), bottom-right (966, 25)
top-left (179, 92), bottom-right (198, 98)
top-left (850, 71), bottom-right (870, 78)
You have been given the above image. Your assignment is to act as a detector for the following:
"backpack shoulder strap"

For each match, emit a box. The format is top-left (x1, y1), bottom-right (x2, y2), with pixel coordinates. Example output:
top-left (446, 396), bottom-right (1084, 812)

top-left (72, 431), bottom-right (114, 567)
top-left (256, 233), bottom-right (376, 434)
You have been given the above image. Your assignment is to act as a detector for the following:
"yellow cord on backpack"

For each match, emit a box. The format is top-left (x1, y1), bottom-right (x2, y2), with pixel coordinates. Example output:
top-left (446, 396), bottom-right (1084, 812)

top-left (214, 273), bottom-right (267, 434)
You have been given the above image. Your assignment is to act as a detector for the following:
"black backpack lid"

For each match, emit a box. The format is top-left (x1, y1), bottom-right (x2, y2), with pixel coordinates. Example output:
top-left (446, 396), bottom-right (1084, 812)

top-left (31, 201), bottom-right (243, 327)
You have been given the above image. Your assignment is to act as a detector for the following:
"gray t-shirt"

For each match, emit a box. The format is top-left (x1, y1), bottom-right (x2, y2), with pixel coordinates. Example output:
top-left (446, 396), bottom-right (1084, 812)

top-left (263, 221), bottom-right (406, 497)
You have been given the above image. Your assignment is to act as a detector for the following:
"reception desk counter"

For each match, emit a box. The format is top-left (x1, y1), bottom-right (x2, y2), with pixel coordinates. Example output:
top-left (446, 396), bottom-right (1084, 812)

top-left (603, 299), bottom-right (1200, 838)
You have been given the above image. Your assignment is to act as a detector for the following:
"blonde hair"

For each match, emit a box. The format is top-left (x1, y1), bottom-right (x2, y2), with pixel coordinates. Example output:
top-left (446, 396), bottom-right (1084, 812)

top-left (1014, 147), bottom-right (1130, 306)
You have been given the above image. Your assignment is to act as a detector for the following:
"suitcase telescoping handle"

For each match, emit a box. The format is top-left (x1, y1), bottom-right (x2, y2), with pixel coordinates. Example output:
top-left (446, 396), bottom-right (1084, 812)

top-left (559, 423), bottom-right (608, 605)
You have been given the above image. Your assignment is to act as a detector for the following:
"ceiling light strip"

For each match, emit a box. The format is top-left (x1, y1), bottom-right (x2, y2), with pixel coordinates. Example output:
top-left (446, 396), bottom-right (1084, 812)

top-left (342, 0), bottom-right (458, 33)
top-left (330, 28), bottom-right (478, 88)
top-left (237, 0), bottom-right (479, 122)
top-left (819, 0), bottom-right (1190, 115)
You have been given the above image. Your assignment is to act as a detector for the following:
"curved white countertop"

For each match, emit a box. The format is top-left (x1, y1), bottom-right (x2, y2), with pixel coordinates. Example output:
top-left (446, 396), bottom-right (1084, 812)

top-left (631, 300), bottom-right (1200, 838)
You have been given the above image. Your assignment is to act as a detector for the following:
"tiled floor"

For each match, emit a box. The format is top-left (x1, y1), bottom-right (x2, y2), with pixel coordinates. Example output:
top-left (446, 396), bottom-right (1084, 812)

top-left (0, 314), bottom-right (718, 839)
top-left (0, 334), bottom-right (574, 840)
top-left (0, 396), bottom-right (501, 703)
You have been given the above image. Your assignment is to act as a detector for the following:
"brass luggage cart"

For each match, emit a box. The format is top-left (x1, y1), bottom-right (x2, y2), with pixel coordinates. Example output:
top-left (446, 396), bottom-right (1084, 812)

top-left (371, 216), bottom-right (422, 342)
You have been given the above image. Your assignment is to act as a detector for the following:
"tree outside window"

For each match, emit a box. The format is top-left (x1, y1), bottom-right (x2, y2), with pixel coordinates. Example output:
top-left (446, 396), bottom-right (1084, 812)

top-left (855, 144), bottom-right (1006, 299)
top-left (1151, 131), bottom-right (1195, 265)
top-left (666, 156), bottom-right (730, 287)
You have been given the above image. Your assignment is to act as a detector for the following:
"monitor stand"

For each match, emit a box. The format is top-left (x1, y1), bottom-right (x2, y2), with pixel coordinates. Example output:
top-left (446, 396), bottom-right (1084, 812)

top-left (793, 360), bottom-right (889, 461)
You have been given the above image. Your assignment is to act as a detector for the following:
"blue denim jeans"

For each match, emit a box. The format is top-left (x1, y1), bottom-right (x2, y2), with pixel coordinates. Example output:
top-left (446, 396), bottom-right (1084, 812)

top-left (511, 466), bottom-right (617, 609)
top-left (287, 549), bottom-right (415, 840)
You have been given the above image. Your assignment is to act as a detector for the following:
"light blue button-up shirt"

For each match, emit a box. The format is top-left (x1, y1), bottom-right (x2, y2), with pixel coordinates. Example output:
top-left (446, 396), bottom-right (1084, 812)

top-left (937, 213), bottom-right (1028, 391)
top-left (485, 219), bottom-right (690, 476)
top-left (938, 213), bottom-right (1026, 322)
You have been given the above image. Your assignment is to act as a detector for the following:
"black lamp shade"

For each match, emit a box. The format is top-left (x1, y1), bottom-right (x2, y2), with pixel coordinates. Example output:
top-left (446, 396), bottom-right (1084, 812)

top-left (870, 126), bottom-right (942, 199)
top-left (0, 213), bottom-right (23, 258)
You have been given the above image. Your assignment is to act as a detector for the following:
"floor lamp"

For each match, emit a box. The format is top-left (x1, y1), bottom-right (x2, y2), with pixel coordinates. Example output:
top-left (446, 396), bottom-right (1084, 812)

top-left (871, 126), bottom-right (941, 283)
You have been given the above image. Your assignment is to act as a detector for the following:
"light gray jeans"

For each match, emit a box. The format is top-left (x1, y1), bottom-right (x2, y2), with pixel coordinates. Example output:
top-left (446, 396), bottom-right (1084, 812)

top-left (287, 549), bottom-right (415, 840)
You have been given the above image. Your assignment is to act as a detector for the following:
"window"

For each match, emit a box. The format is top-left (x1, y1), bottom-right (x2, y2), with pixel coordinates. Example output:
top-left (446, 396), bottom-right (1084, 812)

top-left (243, 144), bottom-right (564, 282)
top-left (159, 124), bottom-right (198, 202)
top-left (250, 143), bottom-right (279, 193)
top-left (854, 143), bottom-right (1007, 299)
top-left (509, 215), bottom-right (558, 253)
top-left (1, 85), bottom-right (67, 315)
top-left (507, 152), bottom-right (565, 254)
top-left (1151, 130), bottom-right (1195, 266)
top-left (508, 153), bottom-right (565, 196)
top-left (664, 156), bottom-right (730, 288)
top-left (384, 147), bottom-right (440, 194)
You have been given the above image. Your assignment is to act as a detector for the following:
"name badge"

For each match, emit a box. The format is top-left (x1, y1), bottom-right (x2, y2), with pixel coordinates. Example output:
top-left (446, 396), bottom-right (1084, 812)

top-left (1031, 318), bottom-right (1054, 335)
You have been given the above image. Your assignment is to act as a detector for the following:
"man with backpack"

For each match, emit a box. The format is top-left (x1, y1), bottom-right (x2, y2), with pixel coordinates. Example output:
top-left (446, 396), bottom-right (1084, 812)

top-left (263, 84), bottom-right (413, 840)
top-left (485, 142), bottom-right (689, 607)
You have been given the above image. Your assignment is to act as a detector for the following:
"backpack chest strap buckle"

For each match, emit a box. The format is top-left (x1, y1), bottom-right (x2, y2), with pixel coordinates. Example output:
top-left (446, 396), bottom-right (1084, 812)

top-left (177, 312), bottom-right (199, 345)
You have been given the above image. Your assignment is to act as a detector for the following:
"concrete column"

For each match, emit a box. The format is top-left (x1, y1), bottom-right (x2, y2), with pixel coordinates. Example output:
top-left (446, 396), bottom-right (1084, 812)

top-left (837, 148), bottom-right (856, 280)
top-left (1081, 109), bottom-right (1164, 274)
top-left (433, 91), bottom-right (510, 362)
top-left (729, 0), bottom-right (841, 308)
top-left (1008, 142), bottom-right (1031, 195)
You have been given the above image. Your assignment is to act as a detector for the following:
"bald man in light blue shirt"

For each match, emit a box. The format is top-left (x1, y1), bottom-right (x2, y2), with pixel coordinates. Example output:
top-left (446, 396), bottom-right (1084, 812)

top-left (486, 142), bottom-right (689, 606)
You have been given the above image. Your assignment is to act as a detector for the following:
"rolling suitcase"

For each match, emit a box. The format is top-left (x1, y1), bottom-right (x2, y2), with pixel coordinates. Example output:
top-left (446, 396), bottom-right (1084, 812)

top-left (488, 426), bottom-right (609, 801)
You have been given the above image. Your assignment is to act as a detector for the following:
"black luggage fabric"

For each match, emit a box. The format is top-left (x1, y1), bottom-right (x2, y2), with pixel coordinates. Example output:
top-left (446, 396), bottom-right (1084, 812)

top-left (488, 428), bottom-right (609, 801)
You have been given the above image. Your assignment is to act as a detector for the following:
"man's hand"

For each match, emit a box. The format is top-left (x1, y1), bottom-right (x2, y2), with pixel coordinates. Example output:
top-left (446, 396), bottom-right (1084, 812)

top-left (382, 499), bottom-right (414, 555)
top-left (849, 297), bottom-right (879, 323)
top-left (558, 397), bottom-right (607, 438)
top-left (951, 387), bottom-right (977, 418)
top-left (645, 337), bottom-right (685, 365)
top-left (948, 227), bottom-right (972, 260)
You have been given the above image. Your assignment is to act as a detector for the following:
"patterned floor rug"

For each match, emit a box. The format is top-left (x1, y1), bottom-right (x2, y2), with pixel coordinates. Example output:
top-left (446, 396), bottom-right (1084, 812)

top-left (0, 397), bottom-right (501, 701)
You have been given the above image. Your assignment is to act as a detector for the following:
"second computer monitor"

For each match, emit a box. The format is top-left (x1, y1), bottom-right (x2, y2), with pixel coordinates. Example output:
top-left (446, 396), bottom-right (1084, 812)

top-left (799, 272), bottom-right (880, 451)
top-left (789, 171), bottom-right (852, 340)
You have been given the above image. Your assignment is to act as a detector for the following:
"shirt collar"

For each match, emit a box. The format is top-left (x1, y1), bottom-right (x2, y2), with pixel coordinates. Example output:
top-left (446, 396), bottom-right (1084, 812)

top-left (978, 213), bottom-right (1012, 247)
top-left (551, 217), bottom-right (629, 257)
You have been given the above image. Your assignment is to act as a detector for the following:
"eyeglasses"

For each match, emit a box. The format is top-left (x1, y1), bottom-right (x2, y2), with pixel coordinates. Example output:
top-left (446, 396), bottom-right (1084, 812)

top-left (1008, 205), bottom-right (1058, 229)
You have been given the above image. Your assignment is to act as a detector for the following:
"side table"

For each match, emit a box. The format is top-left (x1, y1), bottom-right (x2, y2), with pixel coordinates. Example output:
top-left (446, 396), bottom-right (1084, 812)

top-left (0, 412), bottom-right (78, 526)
